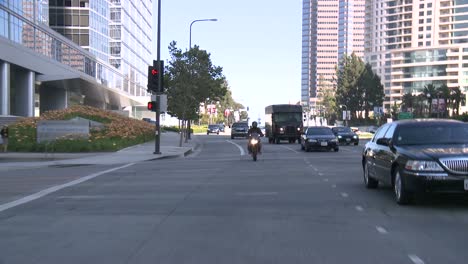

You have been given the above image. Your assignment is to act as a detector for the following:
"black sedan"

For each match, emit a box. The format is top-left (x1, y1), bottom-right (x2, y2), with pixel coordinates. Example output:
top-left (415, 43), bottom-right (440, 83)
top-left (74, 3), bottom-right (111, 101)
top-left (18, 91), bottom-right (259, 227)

top-left (301, 126), bottom-right (339, 152)
top-left (207, 124), bottom-right (220, 135)
top-left (332, 126), bottom-right (359, 145)
top-left (362, 119), bottom-right (468, 205)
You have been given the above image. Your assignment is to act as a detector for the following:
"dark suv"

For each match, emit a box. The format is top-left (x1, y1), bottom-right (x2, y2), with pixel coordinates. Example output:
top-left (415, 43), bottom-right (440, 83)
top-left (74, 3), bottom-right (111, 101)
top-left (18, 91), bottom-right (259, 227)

top-left (231, 122), bottom-right (249, 139)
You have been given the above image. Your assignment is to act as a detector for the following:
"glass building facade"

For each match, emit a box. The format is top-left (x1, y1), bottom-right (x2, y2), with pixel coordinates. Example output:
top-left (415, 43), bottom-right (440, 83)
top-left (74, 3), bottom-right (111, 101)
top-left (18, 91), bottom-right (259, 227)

top-left (0, 0), bottom-right (149, 103)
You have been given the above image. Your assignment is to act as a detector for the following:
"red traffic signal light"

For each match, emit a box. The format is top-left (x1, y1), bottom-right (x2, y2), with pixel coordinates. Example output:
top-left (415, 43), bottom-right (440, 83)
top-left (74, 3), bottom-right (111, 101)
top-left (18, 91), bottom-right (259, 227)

top-left (147, 101), bottom-right (157, 112)
top-left (147, 60), bottom-right (164, 93)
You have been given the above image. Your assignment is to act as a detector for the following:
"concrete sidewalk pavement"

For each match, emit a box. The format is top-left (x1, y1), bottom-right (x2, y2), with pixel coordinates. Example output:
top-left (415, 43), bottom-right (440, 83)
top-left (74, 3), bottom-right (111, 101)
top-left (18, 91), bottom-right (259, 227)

top-left (0, 132), bottom-right (198, 171)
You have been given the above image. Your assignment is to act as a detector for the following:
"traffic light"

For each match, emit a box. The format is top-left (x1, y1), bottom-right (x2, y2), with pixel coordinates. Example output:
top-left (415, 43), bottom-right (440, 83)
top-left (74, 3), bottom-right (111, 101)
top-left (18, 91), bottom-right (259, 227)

top-left (147, 101), bottom-right (157, 112)
top-left (147, 60), bottom-right (164, 93)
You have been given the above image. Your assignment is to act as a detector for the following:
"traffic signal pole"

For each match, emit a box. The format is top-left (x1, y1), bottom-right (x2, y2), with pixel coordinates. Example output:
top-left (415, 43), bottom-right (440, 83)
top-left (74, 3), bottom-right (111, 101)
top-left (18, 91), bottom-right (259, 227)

top-left (154, 0), bottom-right (162, 154)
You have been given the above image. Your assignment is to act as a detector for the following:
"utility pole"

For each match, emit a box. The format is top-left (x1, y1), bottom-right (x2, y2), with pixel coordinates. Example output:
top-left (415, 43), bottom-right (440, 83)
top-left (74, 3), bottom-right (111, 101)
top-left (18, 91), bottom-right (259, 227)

top-left (154, 0), bottom-right (162, 154)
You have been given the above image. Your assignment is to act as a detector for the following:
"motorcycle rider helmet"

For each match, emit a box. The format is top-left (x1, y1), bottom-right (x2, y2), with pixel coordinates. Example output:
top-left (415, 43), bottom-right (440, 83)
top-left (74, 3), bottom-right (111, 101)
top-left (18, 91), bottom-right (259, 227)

top-left (252, 121), bottom-right (258, 128)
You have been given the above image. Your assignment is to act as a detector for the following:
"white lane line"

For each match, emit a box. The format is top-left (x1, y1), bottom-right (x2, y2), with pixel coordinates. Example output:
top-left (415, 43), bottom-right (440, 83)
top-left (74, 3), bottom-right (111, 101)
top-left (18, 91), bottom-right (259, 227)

top-left (236, 192), bottom-right (278, 196)
top-left (0, 163), bottom-right (135, 213)
top-left (355, 205), bottom-right (364, 212)
top-left (341, 192), bottom-right (349, 198)
top-left (331, 184), bottom-right (337, 188)
top-left (318, 172), bottom-right (324, 176)
top-left (376, 226), bottom-right (388, 234)
top-left (408, 254), bottom-right (425, 264)
top-left (313, 168), bottom-right (318, 172)
top-left (281, 145), bottom-right (300, 153)
top-left (226, 140), bottom-right (246, 156)
top-left (323, 178), bottom-right (329, 182)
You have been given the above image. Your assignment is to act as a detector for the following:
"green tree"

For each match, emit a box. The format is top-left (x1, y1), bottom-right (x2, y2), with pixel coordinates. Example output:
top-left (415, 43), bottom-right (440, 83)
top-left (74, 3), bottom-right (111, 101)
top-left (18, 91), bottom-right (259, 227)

top-left (165, 41), bottom-right (227, 145)
top-left (401, 92), bottom-right (414, 112)
top-left (437, 84), bottom-right (450, 117)
top-left (358, 63), bottom-right (384, 119)
top-left (335, 53), bottom-right (366, 120)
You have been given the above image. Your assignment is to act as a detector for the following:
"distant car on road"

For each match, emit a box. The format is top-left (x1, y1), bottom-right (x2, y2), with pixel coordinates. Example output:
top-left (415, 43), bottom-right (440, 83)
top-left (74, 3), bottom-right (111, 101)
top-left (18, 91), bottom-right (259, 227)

top-left (362, 119), bottom-right (468, 205)
top-left (218, 124), bottom-right (225, 132)
top-left (332, 126), bottom-right (359, 145)
top-left (301, 126), bottom-right (339, 152)
top-left (207, 124), bottom-right (220, 135)
top-left (231, 122), bottom-right (249, 139)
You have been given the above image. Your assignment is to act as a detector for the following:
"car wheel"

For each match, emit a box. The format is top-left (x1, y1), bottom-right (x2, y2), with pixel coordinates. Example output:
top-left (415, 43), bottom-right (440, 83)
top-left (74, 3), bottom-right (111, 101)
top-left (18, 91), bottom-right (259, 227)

top-left (231, 136), bottom-right (234, 139)
top-left (363, 163), bottom-right (378, 189)
top-left (217, 132), bottom-right (219, 135)
top-left (297, 138), bottom-right (301, 144)
top-left (207, 132), bottom-right (209, 135)
top-left (393, 169), bottom-right (412, 205)
top-left (354, 142), bottom-right (359, 146)
top-left (275, 138), bottom-right (280, 144)
top-left (305, 146), bottom-right (310, 152)
top-left (334, 147), bottom-right (339, 152)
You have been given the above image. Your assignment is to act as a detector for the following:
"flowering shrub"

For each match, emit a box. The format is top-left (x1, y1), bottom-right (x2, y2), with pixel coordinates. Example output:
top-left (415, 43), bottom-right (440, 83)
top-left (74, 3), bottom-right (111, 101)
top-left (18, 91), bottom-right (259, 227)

top-left (8, 105), bottom-right (155, 152)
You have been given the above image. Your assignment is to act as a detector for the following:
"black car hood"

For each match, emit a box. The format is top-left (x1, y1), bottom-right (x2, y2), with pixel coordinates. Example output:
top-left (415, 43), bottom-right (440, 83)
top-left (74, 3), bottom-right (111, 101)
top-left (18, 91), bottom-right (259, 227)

top-left (396, 144), bottom-right (468, 160)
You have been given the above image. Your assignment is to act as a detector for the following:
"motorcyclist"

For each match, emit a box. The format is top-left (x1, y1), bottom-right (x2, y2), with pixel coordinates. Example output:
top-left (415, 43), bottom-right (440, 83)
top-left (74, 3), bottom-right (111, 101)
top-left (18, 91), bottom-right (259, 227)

top-left (247, 121), bottom-right (264, 154)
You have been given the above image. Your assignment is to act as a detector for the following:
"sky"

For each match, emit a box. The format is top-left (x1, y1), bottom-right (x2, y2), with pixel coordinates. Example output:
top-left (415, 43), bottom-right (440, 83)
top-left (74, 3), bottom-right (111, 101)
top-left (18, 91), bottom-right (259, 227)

top-left (153, 0), bottom-right (303, 123)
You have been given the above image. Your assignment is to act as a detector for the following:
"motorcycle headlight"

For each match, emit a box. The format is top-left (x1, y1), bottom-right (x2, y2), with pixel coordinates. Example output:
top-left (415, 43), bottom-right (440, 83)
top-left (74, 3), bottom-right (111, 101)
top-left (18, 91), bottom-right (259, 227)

top-left (405, 160), bottom-right (444, 172)
top-left (251, 139), bottom-right (258, 145)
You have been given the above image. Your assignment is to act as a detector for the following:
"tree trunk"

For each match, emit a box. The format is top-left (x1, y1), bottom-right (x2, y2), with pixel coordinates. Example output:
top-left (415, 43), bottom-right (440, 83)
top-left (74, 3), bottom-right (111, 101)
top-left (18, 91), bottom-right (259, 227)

top-left (179, 119), bottom-right (184, 147)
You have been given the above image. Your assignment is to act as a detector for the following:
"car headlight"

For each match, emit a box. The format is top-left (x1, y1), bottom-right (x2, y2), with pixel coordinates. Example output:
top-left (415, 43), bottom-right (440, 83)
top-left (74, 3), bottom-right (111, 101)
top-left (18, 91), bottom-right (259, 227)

top-left (297, 127), bottom-right (301, 131)
top-left (353, 135), bottom-right (358, 138)
top-left (331, 138), bottom-right (338, 142)
top-left (405, 160), bottom-right (444, 172)
top-left (338, 135), bottom-right (342, 138)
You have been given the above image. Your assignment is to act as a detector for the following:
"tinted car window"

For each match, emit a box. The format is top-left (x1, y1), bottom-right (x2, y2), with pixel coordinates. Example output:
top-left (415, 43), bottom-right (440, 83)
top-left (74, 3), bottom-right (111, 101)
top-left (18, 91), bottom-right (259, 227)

top-left (208, 125), bottom-right (218, 129)
top-left (394, 123), bottom-right (468, 145)
top-left (384, 124), bottom-right (396, 139)
top-left (372, 124), bottom-right (389, 142)
top-left (332, 127), bottom-right (352, 133)
top-left (307, 127), bottom-right (334, 136)
top-left (232, 123), bottom-right (248, 128)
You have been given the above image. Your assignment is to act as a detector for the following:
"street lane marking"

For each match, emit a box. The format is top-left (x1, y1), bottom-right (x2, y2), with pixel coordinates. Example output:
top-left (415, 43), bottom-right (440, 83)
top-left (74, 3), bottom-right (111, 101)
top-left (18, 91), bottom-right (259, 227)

top-left (280, 145), bottom-right (299, 153)
top-left (314, 168), bottom-right (318, 172)
top-left (355, 205), bottom-right (364, 212)
top-left (318, 172), bottom-right (324, 176)
top-left (376, 226), bottom-right (388, 234)
top-left (332, 184), bottom-right (337, 188)
top-left (341, 192), bottom-right (349, 198)
top-left (226, 140), bottom-right (246, 156)
top-left (408, 254), bottom-right (425, 264)
top-left (0, 163), bottom-right (135, 213)
top-left (323, 178), bottom-right (329, 182)
top-left (236, 192), bottom-right (278, 196)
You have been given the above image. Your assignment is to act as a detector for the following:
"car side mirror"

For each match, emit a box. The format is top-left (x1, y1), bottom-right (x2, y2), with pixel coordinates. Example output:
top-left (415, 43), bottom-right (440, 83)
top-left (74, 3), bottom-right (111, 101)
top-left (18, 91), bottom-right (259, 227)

top-left (376, 138), bottom-right (389, 146)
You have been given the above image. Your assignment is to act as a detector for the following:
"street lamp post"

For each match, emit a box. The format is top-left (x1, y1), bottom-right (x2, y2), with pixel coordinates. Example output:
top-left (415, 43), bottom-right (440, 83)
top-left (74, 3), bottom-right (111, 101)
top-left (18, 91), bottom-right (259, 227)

top-left (340, 104), bottom-right (348, 126)
top-left (186, 18), bottom-right (217, 140)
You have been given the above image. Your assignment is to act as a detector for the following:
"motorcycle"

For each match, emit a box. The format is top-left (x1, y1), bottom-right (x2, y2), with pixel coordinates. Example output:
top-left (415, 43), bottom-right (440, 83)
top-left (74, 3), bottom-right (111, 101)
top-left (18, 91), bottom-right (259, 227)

top-left (248, 132), bottom-right (261, 161)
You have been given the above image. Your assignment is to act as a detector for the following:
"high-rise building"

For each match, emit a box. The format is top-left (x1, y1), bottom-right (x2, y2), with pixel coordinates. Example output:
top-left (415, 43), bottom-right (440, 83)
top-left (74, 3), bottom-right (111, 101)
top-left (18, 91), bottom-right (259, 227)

top-left (0, 0), bottom-right (150, 119)
top-left (301, 0), bottom-right (365, 113)
top-left (48, 0), bottom-right (152, 98)
top-left (365, 0), bottom-right (468, 112)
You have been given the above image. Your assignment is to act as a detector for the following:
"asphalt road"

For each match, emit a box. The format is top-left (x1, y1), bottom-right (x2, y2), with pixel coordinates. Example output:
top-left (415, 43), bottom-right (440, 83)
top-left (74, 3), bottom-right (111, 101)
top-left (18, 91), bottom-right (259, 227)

top-left (1, 135), bottom-right (468, 264)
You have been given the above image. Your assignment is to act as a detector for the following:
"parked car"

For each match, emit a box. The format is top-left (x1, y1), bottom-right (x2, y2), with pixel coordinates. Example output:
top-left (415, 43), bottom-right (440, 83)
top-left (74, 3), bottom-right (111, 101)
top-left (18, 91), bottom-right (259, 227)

top-left (231, 122), bottom-right (249, 139)
top-left (207, 124), bottom-right (220, 135)
top-left (301, 126), bottom-right (339, 152)
top-left (332, 126), bottom-right (359, 145)
top-left (362, 119), bottom-right (468, 205)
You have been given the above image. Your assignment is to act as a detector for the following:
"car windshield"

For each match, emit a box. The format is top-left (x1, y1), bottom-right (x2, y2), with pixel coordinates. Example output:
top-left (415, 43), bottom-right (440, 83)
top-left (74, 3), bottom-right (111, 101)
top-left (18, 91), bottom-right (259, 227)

top-left (208, 125), bottom-right (218, 129)
top-left (273, 112), bottom-right (302, 123)
top-left (307, 128), bottom-right (334, 136)
top-left (395, 123), bottom-right (468, 145)
top-left (333, 127), bottom-right (352, 133)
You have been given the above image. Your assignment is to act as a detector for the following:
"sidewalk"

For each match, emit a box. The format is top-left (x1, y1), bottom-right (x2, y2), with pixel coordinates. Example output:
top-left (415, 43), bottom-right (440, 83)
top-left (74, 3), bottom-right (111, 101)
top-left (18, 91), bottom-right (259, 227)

top-left (0, 132), bottom-right (197, 171)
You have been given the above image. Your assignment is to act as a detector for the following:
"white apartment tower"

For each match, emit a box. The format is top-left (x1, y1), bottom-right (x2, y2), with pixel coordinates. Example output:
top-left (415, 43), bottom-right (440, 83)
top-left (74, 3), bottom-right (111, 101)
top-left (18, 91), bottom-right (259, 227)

top-left (365, 0), bottom-right (468, 111)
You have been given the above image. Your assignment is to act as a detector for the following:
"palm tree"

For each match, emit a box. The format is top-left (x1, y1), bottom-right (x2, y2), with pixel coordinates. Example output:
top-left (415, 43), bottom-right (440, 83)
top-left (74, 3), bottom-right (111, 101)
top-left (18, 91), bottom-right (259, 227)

top-left (437, 84), bottom-right (450, 117)
top-left (450, 86), bottom-right (463, 116)
top-left (423, 84), bottom-right (437, 116)
top-left (401, 92), bottom-right (414, 112)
